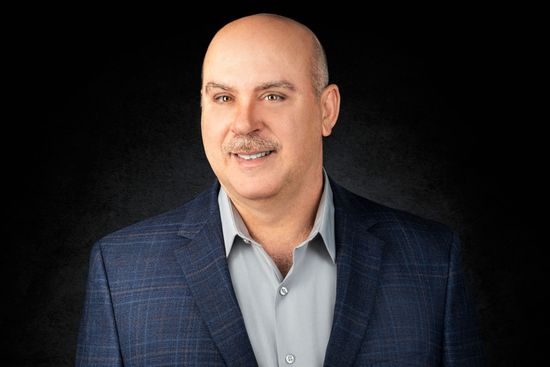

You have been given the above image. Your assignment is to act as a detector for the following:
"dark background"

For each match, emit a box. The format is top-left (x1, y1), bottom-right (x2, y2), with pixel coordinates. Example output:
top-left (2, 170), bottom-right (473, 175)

top-left (4, 3), bottom-right (543, 366)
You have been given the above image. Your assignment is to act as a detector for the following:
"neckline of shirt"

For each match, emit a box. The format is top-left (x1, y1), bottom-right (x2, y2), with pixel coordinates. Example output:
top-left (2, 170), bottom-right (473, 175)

top-left (218, 169), bottom-right (336, 262)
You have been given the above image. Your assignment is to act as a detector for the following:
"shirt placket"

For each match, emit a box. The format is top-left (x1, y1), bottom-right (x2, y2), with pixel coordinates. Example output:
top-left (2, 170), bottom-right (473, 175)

top-left (273, 245), bottom-right (308, 366)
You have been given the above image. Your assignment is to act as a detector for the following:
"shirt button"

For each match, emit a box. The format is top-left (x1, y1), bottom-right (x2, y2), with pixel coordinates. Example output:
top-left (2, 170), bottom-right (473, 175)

top-left (279, 286), bottom-right (289, 296)
top-left (242, 238), bottom-right (251, 245)
top-left (285, 354), bottom-right (295, 364)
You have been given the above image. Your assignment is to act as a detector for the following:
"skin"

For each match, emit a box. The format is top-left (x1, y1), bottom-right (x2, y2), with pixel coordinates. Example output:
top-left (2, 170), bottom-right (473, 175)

top-left (201, 14), bottom-right (340, 275)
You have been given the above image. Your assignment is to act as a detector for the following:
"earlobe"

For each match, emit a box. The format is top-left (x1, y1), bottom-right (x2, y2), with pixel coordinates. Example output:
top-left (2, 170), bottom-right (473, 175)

top-left (321, 84), bottom-right (341, 137)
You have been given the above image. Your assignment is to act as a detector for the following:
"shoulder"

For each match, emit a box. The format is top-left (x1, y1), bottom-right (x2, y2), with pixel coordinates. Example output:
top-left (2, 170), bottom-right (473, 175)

top-left (92, 183), bottom-right (218, 257)
top-left (331, 179), bottom-right (456, 262)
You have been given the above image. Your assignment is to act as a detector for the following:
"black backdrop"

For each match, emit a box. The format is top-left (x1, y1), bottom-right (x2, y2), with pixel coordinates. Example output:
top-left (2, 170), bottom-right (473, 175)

top-left (4, 4), bottom-right (543, 366)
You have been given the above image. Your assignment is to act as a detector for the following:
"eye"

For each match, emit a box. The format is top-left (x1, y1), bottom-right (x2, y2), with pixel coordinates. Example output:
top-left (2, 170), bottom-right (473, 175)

top-left (264, 94), bottom-right (285, 102)
top-left (214, 95), bottom-right (232, 103)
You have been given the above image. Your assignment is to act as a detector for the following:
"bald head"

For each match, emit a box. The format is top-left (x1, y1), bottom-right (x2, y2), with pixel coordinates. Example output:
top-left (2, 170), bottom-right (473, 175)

top-left (202, 14), bottom-right (329, 97)
top-left (200, 13), bottom-right (341, 207)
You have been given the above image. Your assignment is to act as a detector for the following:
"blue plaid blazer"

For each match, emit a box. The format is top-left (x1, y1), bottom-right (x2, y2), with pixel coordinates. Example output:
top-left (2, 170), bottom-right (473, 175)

top-left (76, 178), bottom-right (485, 366)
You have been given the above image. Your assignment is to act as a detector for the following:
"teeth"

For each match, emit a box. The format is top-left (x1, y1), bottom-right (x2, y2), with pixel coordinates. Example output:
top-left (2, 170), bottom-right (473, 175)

top-left (237, 151), bottom-right (272, 160)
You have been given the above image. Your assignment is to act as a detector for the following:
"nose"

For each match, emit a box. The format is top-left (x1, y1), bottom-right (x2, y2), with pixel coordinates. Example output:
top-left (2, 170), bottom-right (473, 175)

top-left (230, 99), bottom-right (262, 135)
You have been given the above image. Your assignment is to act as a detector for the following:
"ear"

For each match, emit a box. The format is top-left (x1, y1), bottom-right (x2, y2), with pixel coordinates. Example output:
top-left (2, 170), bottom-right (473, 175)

top-left (320, 84), bottom-right (341, 137)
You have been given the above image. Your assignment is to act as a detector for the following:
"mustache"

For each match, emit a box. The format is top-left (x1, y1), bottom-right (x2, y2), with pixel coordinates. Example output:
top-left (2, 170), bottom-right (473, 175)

top-left (222, 133), bottom-right (280, 154)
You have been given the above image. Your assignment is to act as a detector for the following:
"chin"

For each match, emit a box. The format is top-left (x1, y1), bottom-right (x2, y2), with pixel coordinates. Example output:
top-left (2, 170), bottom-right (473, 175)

top-left (225, 176), bottom-right (281, 202)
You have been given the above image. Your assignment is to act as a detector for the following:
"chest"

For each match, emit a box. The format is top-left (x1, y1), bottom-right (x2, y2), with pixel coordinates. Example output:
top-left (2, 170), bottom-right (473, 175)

top-left (228, 238), bottom-right (337, 366)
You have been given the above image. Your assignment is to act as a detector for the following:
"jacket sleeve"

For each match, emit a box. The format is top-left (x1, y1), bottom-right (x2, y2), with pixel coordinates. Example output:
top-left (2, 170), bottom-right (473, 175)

top-left (442, 232), bottom-right (486, 366)
top-left (75, 242), bottom-right (123, 366)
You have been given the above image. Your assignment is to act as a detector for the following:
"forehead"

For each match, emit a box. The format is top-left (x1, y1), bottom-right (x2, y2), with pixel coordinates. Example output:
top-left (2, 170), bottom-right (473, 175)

top-left (202, 19), bottom-right (313, 89)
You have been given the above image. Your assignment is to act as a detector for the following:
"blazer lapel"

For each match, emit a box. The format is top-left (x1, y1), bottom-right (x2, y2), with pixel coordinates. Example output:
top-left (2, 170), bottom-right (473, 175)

top-left (324, 181), bottom-right (385, 367)
top-left (174, 183), bottom-right (257, 367)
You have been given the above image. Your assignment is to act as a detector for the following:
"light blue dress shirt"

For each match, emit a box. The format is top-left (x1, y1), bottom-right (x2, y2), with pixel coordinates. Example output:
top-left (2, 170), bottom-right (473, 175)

top-left (218, 172), bottom-right (336, 367)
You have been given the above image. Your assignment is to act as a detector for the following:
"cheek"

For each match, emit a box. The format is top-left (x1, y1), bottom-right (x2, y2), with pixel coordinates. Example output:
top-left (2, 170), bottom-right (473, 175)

top-left (281, 110), bottom-right (322, 146)
top-left (201, 114), bottom-right (226, 148)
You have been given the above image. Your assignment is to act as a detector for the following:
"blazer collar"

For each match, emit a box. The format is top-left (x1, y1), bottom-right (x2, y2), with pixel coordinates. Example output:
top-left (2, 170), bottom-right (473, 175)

top-left (174, 181), bottom-right (258, 367)
top-left (323, 177), bottom-right (385, 367)
top-left (173, 178), bottom-right (384, 367)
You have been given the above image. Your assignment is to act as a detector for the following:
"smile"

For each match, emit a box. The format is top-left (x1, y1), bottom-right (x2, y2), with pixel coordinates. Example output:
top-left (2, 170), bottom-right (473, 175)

top-left (236, 151), bottom-right (273, 160)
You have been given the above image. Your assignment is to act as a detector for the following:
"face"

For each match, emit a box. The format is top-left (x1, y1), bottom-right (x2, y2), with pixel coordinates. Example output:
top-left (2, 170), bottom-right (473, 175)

top-left (201, 17), bottom-right (336, 204)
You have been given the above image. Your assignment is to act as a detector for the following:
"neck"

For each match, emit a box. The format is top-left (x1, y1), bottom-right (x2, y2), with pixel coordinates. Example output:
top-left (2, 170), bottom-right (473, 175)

top-left (228, 170), bottom-right (325, 252)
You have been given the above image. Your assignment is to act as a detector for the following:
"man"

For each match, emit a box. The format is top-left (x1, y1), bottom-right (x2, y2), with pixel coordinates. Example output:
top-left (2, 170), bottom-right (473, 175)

top-left (76, 14), bottom-right (485, 366)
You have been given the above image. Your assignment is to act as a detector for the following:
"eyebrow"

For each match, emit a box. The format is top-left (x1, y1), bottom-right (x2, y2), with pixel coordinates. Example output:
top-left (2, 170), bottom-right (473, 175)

top-left (204, 82), bottom-right (233, 93)
top-left (203, 80), bottom-right (296, 94)
top-left (254, 80), bottom-right (296, 92)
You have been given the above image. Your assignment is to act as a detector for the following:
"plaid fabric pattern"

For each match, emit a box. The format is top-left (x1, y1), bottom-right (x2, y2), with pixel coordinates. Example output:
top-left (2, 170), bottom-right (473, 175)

top-left (76, 178), bottom-right (485, 366)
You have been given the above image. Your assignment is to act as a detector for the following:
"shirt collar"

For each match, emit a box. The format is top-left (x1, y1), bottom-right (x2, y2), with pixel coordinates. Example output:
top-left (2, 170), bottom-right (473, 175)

top-left (218, 169), bottom-right (336, 262)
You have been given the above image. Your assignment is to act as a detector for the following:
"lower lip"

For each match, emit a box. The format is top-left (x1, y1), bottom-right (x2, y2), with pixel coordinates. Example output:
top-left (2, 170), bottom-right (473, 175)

top-left (232, 152), bottom-right (275, 167)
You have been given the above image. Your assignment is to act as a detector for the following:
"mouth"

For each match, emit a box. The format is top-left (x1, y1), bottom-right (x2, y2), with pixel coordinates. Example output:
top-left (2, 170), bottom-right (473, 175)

top-left (233, 150), bottom-right (274, 161)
